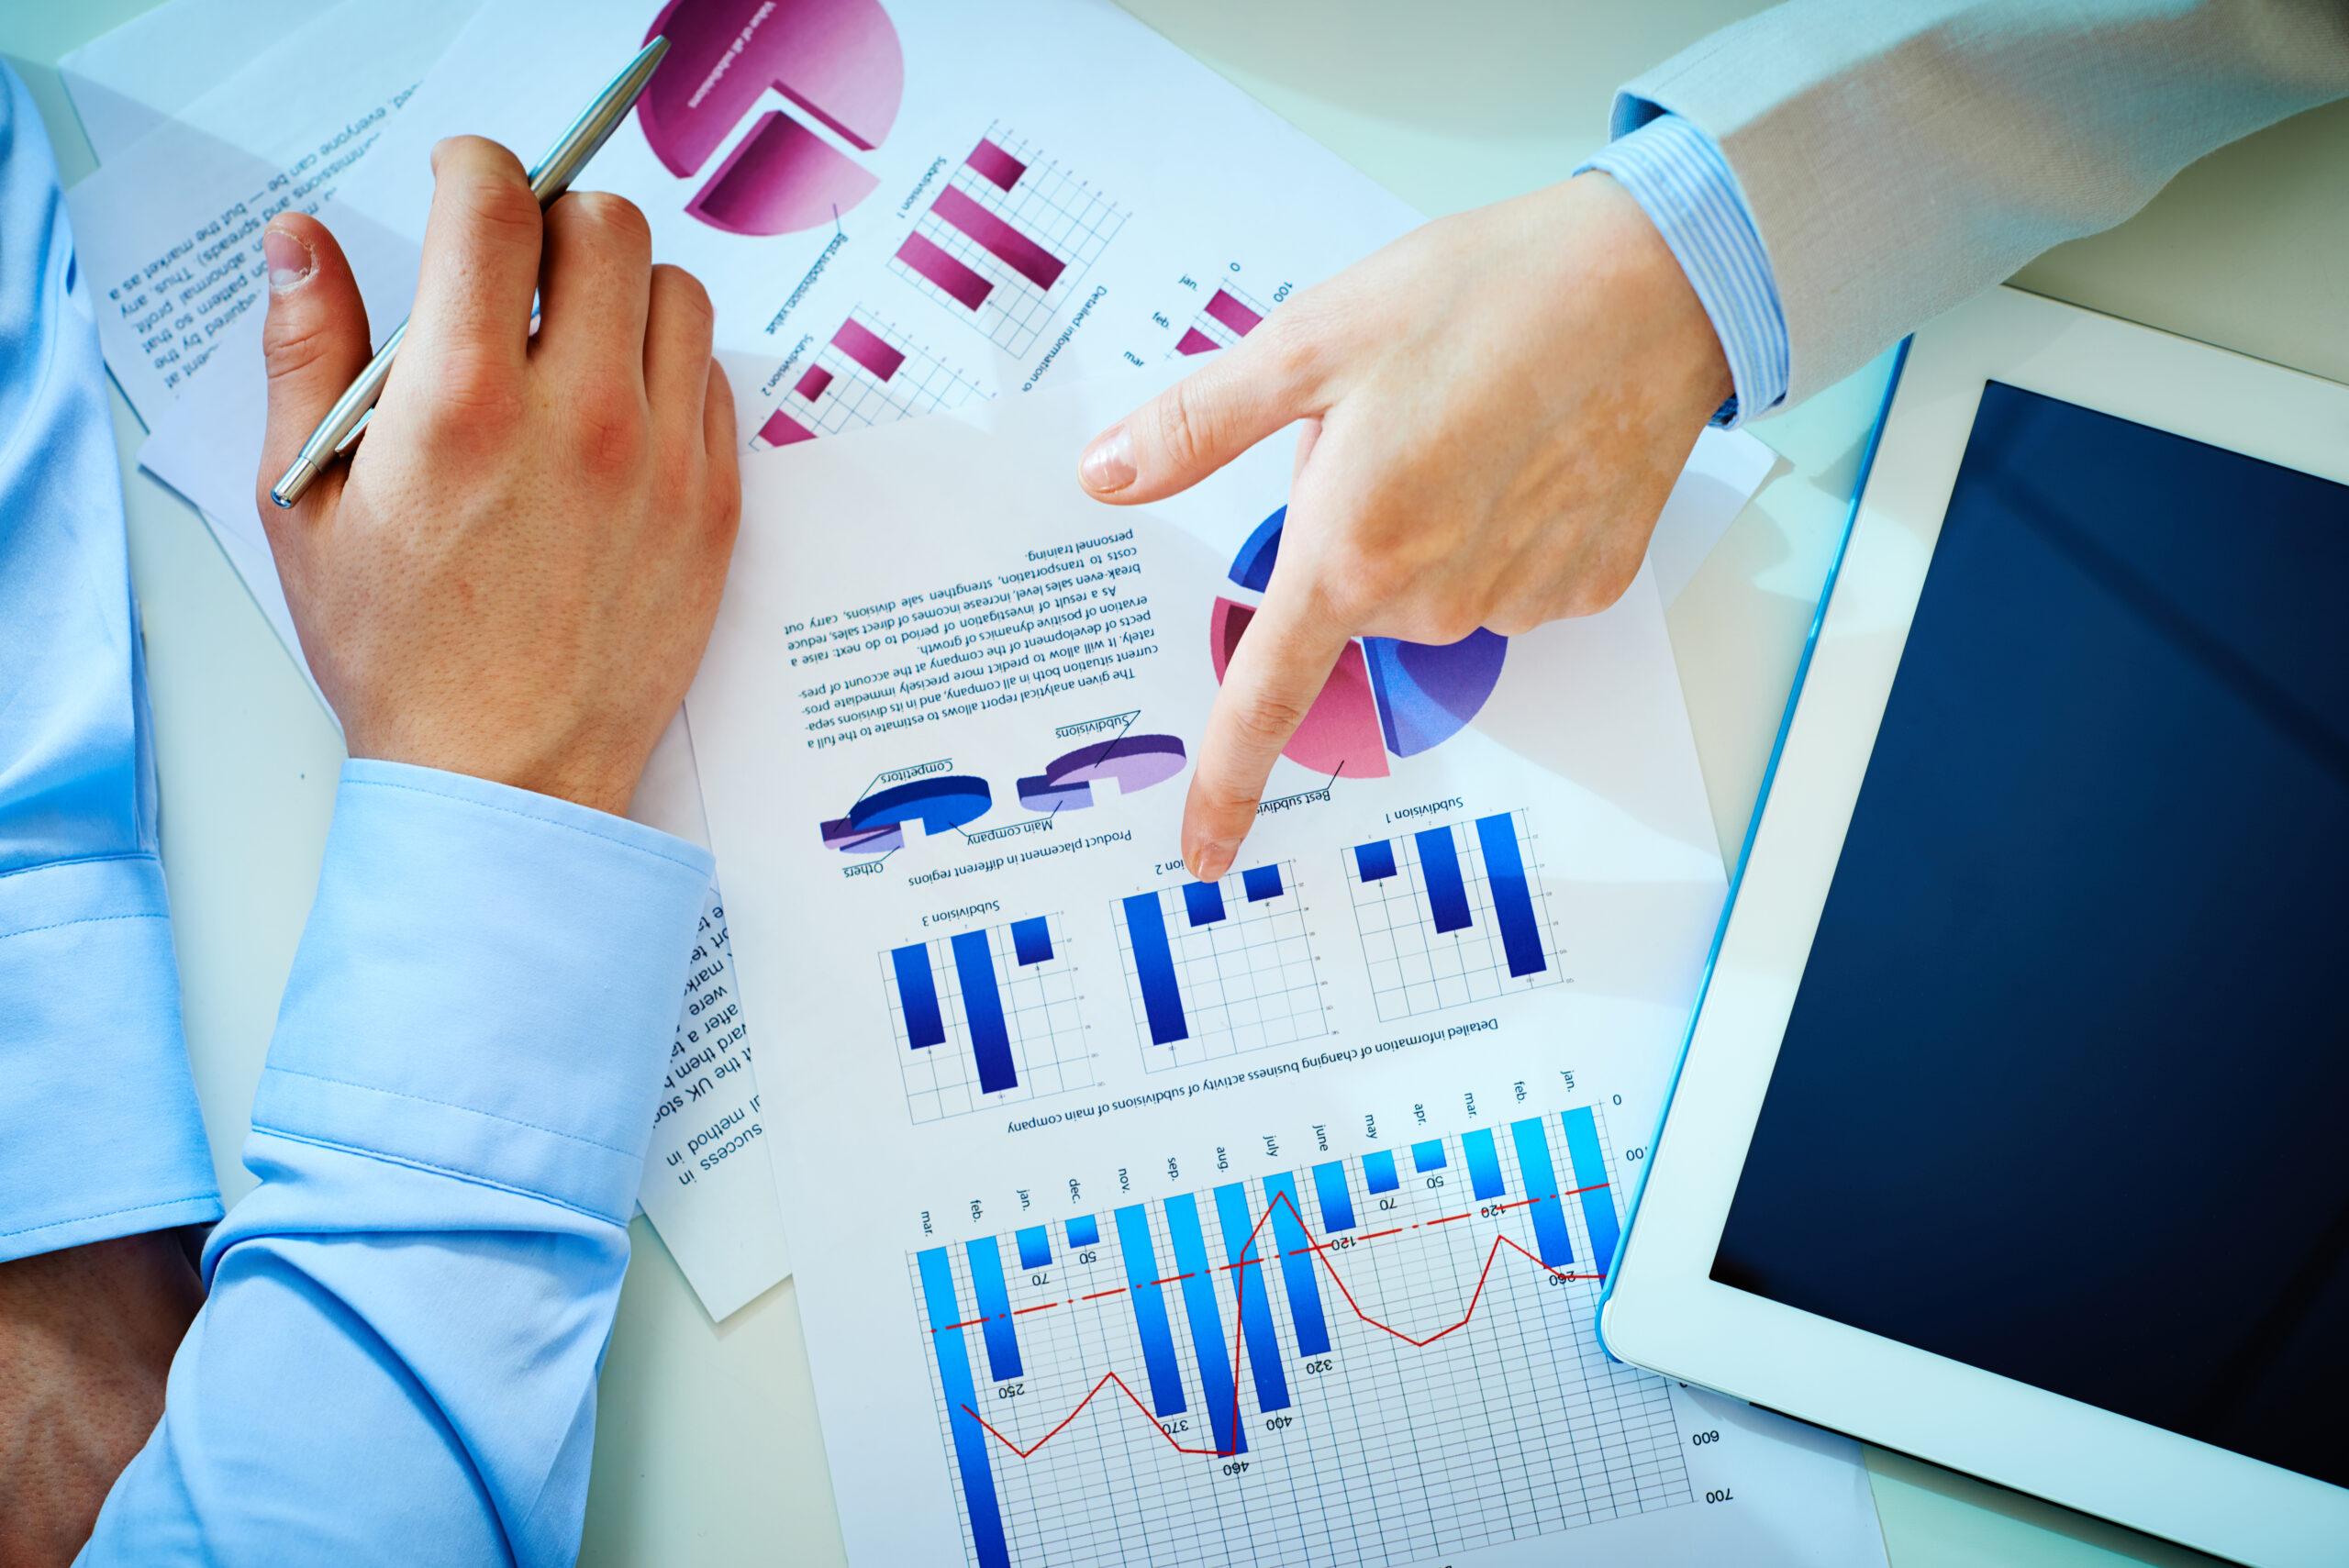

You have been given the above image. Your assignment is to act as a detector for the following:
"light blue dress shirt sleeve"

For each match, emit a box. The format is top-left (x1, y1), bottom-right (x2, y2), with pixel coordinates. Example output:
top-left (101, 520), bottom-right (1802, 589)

top-left (83, 762), bottom-right (712, 1566)
top-left (1, 65), bottom-right (713, 1565)
top-left (0, 65), bottom-right (220, 1259)
top-left (1579, 109), bottom-right (1793, 428)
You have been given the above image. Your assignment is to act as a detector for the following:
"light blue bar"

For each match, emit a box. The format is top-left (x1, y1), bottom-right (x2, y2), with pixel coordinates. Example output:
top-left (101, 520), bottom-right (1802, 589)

top-left (1214, 1183), bottom-right (1291, 1413)
top-left (1464, 1129), bottom-right (1506, 1200)
top-left (1475, 812), bottom-right (1547, 977)
top-left (918, 1248), bottom-right (1012, 1568)
top-left (1410, 1139), bottom-right (1447, 1172)
top-left (1311, 1161), bottom-right (1355, 1233)
top-left (1065, 1214), bottom-right (1098, 1250)
top-left (1362, 1150), bottom-right (1398, 1193)
top-left (1262, 1173), bottom-right (1330, 1357)
top-left (1509, 1115), bottom-right (1575, 1268)
top-left (963, 1236), bottom-right (1022, 1382)
top-left (1015, 1226), bottom-right (1052, 1272)
top-left (1113, 1205), bottom-right (1185, 1417)
top-left (1164, 1195), bottom-right (1245, 1454)
top-left (1561, 1107), bottom-right (1622, 1275)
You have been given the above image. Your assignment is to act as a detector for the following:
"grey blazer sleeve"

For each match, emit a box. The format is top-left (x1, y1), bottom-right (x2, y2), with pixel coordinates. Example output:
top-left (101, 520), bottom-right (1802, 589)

top-left (1620, 0), bottom-right (2349, 404)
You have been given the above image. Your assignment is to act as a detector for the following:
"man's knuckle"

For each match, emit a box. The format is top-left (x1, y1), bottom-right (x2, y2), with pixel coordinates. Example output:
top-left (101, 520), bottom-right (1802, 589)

top-left (653, 264), bottom-right (716, 329)
top-left (454, 171), bottom-right (542, 242)
top-left (568, 386), bottom-right (648, 475)
top-left (262, 313), bottom-right (335, 384)
top-left (571, 191), bottom-right (652, 251)
top-left (1230, 686), bottom-right (1313, 749)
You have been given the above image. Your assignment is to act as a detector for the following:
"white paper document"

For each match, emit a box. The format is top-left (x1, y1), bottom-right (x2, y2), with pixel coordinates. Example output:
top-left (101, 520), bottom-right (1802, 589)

top-left (685, 374), bottom-right (1876, 1567)
top-left (132, 0), bottom-right (1431, 1323)
top-left (61, 0), bottom-right (333, 162)
top-left (63, 0), bottom-right (477, 426)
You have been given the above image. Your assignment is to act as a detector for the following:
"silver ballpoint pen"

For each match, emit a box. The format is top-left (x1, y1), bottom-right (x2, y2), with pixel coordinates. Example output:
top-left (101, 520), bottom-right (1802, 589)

top-left (269, 35), bottom-right (672, 509)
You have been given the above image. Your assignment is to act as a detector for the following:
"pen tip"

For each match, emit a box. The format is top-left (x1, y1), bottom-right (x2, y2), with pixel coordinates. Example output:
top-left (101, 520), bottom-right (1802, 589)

top-left (270, 456), bottom-right (319, 509)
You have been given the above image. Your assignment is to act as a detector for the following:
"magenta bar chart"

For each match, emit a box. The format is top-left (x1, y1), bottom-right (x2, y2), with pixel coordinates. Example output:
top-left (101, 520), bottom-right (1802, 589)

top-left (888, 122), bottom-right (1127, 357)
top-left (765, 310), bottom-right (989, 447)
top-left (757, 407), bottom-right (818, 447)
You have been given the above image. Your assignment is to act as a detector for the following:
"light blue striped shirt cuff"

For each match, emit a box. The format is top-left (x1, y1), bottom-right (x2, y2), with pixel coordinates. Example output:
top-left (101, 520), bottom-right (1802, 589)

top-left (1580, 112), bottom-right (1790, 427)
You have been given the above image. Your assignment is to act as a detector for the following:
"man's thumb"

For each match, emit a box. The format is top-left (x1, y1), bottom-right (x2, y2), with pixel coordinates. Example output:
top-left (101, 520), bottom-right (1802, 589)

top-left (1077, 322), bottom-right (1323, 505)
top-left (254, 215), bottom-right (371, 528)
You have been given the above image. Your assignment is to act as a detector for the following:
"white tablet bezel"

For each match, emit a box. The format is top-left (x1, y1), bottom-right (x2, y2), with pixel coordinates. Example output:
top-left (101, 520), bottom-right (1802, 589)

top-left (1599, 286), bottom-right (2349, 1567)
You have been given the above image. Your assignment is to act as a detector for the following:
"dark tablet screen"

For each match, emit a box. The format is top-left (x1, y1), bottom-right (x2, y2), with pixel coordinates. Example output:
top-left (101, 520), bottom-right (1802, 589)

top-left (1710, 381), bottom-right (2349, 1487)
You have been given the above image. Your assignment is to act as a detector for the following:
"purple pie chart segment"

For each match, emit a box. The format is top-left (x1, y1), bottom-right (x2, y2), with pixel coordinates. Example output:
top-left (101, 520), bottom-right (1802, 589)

top-left (818, 818), bottom-right (902, 856)
top-left (1362, 630), bottom-right (1508, 757)
top-left (1018, 734), bottom-right (1188, 812)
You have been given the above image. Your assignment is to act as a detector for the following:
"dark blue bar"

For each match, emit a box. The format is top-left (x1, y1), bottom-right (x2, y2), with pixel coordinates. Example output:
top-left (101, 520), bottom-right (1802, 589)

top-left (1475, 812), bottom-right (1547, 977)
top-left (1562, 1107), bottom-right (1622, 1275)
top-left (1065, 1214), bottom-right (1099, 1250)
top-left (1164, 1195), bottom-right (1245, 1454)
top-left (1509, 1115), bottom-right (1576, 1269)
top-left (1214, 1184), bottom-right (1291, 1413)
top-left (1415, 826), bottom-right (1473, 933)
top-left (1113, 1206), bottom-right (1185, 1417)
top-left (1182, 879), bottom-right (1227, 927)
top-left (1122, 893), bottom-right (1189, 1045)
top-left (1010, 916), bottom-right (1053, 966)
top-left (918, 1249), bottom-right (1011, 1568)
top-left (892, 942), bottom-right (947, 1048)
top-left (1311, 1161), bottom-right (1355, 1233)
top-left (1353, 840), bottom-right (1397, 882)
top-left (1464, 1129), bottom-right (1506, 1200)
top-left (1015, 1226), bottom-right (1052, 1271)
top-left (1241, 864), bottom-right (1284, 901)
top-left (1410, 1139), bottom-right (1447, 1172)
top-left (950, 929), bottom-right (1019, 1094)
top-left (1262, 1173), bottom-right (1330, 1357)
top-left (963, 1236), bottom-right (1022, 1382)
top-left (1362, 1150), bottom-right (1398, 1193)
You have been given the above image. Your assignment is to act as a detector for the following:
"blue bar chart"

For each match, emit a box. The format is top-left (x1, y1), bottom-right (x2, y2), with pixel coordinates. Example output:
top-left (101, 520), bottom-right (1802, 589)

top-left (1113, 862), bottom-right (1329, 1070)
top-left (881, 914), bottom-right (1093, 1122)
top-left (909, 1106), bottom-right (1672, 1568)
top-left (1341, 809), bottom-right (1565, 1020)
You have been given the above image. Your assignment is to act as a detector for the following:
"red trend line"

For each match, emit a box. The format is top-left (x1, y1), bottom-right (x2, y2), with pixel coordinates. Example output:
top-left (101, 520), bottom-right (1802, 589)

top-left (960, 1184), bottom-right (1608, 1462)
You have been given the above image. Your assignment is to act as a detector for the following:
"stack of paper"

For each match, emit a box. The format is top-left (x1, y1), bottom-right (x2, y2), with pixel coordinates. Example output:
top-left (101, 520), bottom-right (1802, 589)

top-left (63, 4), bottom-right (1886, 1564)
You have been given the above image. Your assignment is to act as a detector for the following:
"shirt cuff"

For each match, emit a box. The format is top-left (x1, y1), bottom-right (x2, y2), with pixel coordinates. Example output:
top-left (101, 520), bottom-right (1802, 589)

top-left (249, 760), bottom-right (715, 1225)
top-left (0, 854), bottom-right (222, 1261)
top-left (1579, 109), bottom-right (1791, 427)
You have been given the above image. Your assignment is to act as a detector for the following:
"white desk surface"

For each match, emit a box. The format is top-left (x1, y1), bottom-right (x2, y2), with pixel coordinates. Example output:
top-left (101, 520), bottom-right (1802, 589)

top-left (9, 2), bottom-right (2342, 1562)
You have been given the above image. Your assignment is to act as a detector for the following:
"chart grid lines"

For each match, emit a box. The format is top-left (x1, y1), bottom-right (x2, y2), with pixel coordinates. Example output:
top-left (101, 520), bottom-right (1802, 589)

top-left (1342, 810), bottom-right (1568, 1021)
top-left (907, 1107), bottom-right (1681, 1568)
top-left (882, 915), bottom-right (1093, 1123)
top-left (1113, 862), bottom-right (1328, 1071)
top-left (890, 121), bottom-right (1129, 356)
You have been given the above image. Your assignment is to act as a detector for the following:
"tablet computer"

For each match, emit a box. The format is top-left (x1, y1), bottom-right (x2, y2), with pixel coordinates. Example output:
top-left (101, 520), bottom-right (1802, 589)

top-left (1599, 286), bottom-right (2349, 1567)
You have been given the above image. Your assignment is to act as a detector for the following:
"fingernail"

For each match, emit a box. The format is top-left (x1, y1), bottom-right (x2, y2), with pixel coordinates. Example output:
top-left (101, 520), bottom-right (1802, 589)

top-left (1080, 425), bottom-right (1136, 494)
top-left (263, 227), bottom-right (313, 294)
top-left (1188, 838), bottom-right (1239, 883)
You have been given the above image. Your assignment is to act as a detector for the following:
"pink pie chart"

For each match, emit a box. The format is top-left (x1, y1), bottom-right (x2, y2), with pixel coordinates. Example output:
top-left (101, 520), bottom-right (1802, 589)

top-left (638, 0), bottom-right (904, 236)
top-left (1209, 508), bottom-right (1508, 780)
